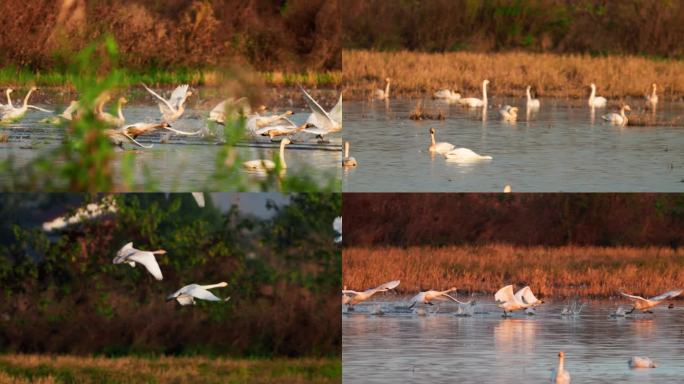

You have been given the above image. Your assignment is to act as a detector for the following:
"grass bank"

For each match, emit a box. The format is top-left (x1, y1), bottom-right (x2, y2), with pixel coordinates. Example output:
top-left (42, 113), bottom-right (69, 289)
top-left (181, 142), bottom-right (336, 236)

top-left (343, 245), bottom-right (684, 299)
top-left (343, 50), bottom-right (684, 101)
top-left (0, 354), bottom-right (340, 384)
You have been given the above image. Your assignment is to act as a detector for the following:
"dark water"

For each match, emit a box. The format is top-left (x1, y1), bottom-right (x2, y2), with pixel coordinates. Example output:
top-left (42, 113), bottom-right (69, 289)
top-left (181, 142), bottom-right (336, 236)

top-left (343, 98), bottom-right (684, 192)
top-left (343, 299), bottom-right (684, 383)
top-left (0, 105), bottom-right (340, 191)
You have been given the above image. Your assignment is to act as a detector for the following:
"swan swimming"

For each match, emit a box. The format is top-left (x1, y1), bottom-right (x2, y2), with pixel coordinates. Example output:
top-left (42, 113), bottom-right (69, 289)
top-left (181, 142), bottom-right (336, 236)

top-left (242, 138), bottom-right (291, 172)
top-left (588, 83), bottom-right (607, 108)
top-left (443, 147), bottom-right (492, 162)
top-left (526, 85), bottom-right (540, 110)
top-left (342, 142), bottom-right (357, 167)
top-left (601, 104), bottom-right (630, 126)
top-left (551, 352), bottom-right (571, 384)
top-left (645, 83), bottom-right (658, 107)
top-left (408, 287), bottom-right (470, 309)
top-left (113, 242), bottom-right (165, 280)
top-left (375, 77), bottom-right (391, 100)
top-left (499, 105), bottom-right (519, 122)
top-left (628, 356), bottom-right (657, 369)
top-left (97, 96), bottom-right (127, 126)
top-left (433, 89), bottom-right (461, 102)
top-left (428, 127), bottom-right (455, 154)
top-left (342, 280), bottom-right (400, 309)
top-left (620, 289), bottom-right (682, 313)
top-left (141, 83), bottom-right (193, 123)
top-left (459, 79), bottom-right (489, 108)
top-left (495, 285), bottom-right (543, 316)
top-left (167, 282), bottom-right (230, 306)
top-left (0, 87), bottom-right (53, 123)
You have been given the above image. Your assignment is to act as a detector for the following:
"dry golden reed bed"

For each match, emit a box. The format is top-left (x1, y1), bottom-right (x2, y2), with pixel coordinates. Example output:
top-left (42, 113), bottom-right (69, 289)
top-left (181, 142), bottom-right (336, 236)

top-left (343, 245), bottom-right (684, 299)
top-left (343, 50), bottom-right (684, 101)
top-left (0, 355), bottom-right (339, 384)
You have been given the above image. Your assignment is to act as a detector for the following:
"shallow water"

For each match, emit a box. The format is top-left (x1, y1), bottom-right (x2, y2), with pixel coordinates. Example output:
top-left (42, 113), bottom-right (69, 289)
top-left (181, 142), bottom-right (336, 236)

top-left (343, 98), bottom-right (684, 192)
top-left (0, 105), bottom-right (340, 191)
top-left (343, 298), bottom-right (684, 383)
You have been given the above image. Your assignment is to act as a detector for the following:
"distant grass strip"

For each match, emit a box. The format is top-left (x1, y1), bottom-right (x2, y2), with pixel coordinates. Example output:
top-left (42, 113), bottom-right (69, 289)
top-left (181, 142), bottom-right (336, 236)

top-left (343, 245), bottom-right (684, 299)
top-left (0, 354), bottom-right (340, 384)
top-left (343, 50), bottom-right (684, 101)
top-left (0, 67), bottom-right (341, 89)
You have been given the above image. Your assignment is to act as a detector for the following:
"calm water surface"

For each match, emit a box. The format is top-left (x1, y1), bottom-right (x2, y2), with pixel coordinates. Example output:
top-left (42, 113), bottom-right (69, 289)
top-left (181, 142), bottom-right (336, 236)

top-left (0, 105), bottom-right (340, 191)
top-left (344, 98), bottom-right (684, 192)
top-left (343, 299), bottom-right (684, 383)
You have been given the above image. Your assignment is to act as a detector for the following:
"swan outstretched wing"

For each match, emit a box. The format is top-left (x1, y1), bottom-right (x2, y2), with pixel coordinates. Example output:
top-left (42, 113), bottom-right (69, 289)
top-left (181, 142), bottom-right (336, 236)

top-left (341, 290), bottom-right (360, 296)
top-left (515, 286), bottom-right (540, 305)
top-left (299, 86), bottom-right (335, 130)
top-left (141, 83), bottom-right (176, 113)
top-left (127, 252), bottom-right (163, 280)
top-left (121, 131), bottom-right (154, 149)
top-left (189, 286), bottom-right (223, 301)
top-left (168, 85), bottom-right (189, 109)
top-left (649, 289), bottom-right (683, 301)
top-left (620, 292), bottom-right (647, 302)
top-left (113, 242), bottom-right (135, 263)
top-left (375, 280), bottom-right (400, 291)
top-left (333, 216), bottom-right (342, 234)
top-left (27, 105), bottom-right (54, 113)
top-left (162, 126), bottom-right (202, 136)
top-left (191, 192), bottom-right (205, 207)
top-left (442, 293), bottom-right (470, 305)
top-left (495, 285), bottom-right (516, 303)
top-left (330, 94), bottom-right (342, 123)
top-left (408, 292), bottom-right (426, 307)
top-left (209, 100), bottom-right (227, 120)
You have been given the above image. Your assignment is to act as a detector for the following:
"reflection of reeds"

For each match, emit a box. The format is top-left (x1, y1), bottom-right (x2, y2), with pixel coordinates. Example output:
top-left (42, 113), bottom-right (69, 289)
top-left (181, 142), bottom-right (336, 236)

top-left (0, 354), bottom-right (340, 383)
top-left (343, 50), bottom-right (684, 101)
top-left (628, 114), bottom-right (684, 127)
top-left (409, 101), bottom-right (446, 120)
top-left (343, 245), bottom-right (684, 299)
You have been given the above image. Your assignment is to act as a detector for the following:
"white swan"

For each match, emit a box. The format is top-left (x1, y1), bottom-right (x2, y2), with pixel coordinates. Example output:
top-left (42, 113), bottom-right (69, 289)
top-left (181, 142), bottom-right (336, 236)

top-left (444, 147), bottom-right (492, 162)
top-left (141, 83), bottom-right (193, 123)
top-left (167, 282), bottom-right (230, 306)
top-left (433, 89), bottom-right (461, 102)
top-left (620, 289), bottom-right (682, 313)
top-left (427, 127), bottom-right (455, 154)
top-left (601, 104), bottom-right (630, 126)
top-left (588, 83), bottom-right (607, 108)
top-left (499, 105), bottom-right (519, 122)
top-left (628, 356), bottom-right (657, 369)
top-left (42, 196), bottom-right (117, 231)
top-left (551, 352), bottom-right (571, 384)
top-left (333, 216), bottom-right (342, 243)
top-left (247, 111), bottom-right (293, 137)
top-left (342, 142), bottom-right (357, 167)
top-left (645, 83), bottom-right (658, 107)
top-left (97, 96), bottom-right (127, 126)
top-left (526, 86), bottom-right (540, 110)
top-left (495, 285), bottom-right (542, 316)
top-left (242, 138), bottom-right (290, 171)
top-left (503, 184), bottom-right (512, 193)
top-left (191, 192), bottom-right (205, 207)
top-left (112, 242), bottom-right (164, 280)
top-left (408, 287), bottom-right (470, 309)
top-left (123, 121), bottom-right (201, 139)
top-left (208, 97), bottom-right (252, 125)
top-left (375, 77), bottom-right (390, 100)
top-left (342, 280), bottom-right (400, 308)
top-left (0, 87), bottom-right (52, 123)
top-left (0, 89), bottom-right (13, 112)
top-left (59, 101), bottom-right (79, 121)
top-left (299, 86), bottom-right (342, 141)
top-left (459, 79), bottom-right (489, 108)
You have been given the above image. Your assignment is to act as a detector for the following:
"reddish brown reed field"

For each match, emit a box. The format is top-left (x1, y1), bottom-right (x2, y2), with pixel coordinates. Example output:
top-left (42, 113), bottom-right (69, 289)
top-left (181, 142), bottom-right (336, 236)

top-left (343, 50), bottom-right (684, 101)
top-left (343, 245), bottom-right (684, 299)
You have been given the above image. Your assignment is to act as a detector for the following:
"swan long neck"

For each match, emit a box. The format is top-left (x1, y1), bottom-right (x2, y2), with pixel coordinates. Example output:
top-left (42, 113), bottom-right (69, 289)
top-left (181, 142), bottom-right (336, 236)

top-left (558, 355), bottom-right (565, 372)
top-left (201, 282), bottom-right (227, 290)
top-left (526, 87), bottom-right (531, 101)
top-left (117, 100), bottom-right (125, 121)
top-left (652, 84), bottom-right (657, 97)
top-left (430, 131), bottom-right (436, 146)
top-left (5, 90), bottom-right (12, 107)
top-left (152, 250), bottom-right (165, 255)
top-left (482, 81), bottom-right (488, 104)
top-left (385, 79), bottom-right (390, 97)
top-left (344, 142), bottom-right (350, 157)
top-left (589, 85), bottom-right (596, 100)
top-left (22, 89), bottom-right (35, 109)
top-left (279, 140), bottom-right (288, 169)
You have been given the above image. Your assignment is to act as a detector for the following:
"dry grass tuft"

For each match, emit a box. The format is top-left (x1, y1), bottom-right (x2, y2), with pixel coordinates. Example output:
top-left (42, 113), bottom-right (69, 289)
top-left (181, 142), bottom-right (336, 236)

top-left (343, 245), bottom-right (684, 299)
top-left (343, 50), bottom-right (684, 101)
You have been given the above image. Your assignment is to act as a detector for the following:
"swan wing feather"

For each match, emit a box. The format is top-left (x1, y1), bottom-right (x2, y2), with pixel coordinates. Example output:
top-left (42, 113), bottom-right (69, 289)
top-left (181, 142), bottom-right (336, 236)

top-left (127, 252), bottom-right (163, 280)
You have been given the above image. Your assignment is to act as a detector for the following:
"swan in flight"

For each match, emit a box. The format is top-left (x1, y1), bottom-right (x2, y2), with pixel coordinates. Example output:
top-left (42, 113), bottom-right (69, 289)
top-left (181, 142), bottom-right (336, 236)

top-left (167, 282), bottom-right (230, 306)
top-left (42, 196), bottom-right (117, 231)
top-left (444, 147), bottom-right (492, 162)
top-left (495, 285), bottom-right (543, 316)
top-left (433, 89), bottom-right (461, 102)
top-left (459, 79), bottom-right (489, 108)
top-left (97, 96), bottom-right (127, 126)
top-left (628, 356), bottom-right (657, 369)
top-left (342, 142), bottom-right (357, 167)
top-left (333, 216), bottom-right (342, 243)
top-left (208, 97), bottom-right (252, 125)
top-left (0, 89), bottom-right (13, 112)
top-left (551, 352), bottom-right (571, 384)
top-left (375, 77), bottom-right (390, 100)
top-left (342, 280), bottom-right (400, 308)
top-left (242, 138), bottom-right (291, 172)
top-left (106, 127), bottom-right (155, 149)
top-left (526, 86), bottom-right (540, 110)
top-left (123, 121), bottom-right (201, 139)
top-left (299, 86), bottom-right (342, 141)
top-left (0, 87), bottom-right (53, 123)
top-left (408, 287), bottom-right (470, 309)
top-left (427, 127), bottom-right (455, 154)
top-left (499, 105), bottom-right (519, 122)
top-left (113, 242), bottom-right (165, 280)
top-left (620, 289), bottom-right (682, 313)
top-left (588, 83), bottom-right (607, 108)
top-left (141, 83), bottom-right (192, 123)
top-left (601, 104), bottom-right (630, 126)
top-left (246, 111), bottom-right (293, 137)
top-left (645, 83), bottom-right (658, 107)
top-left (254, 122), bottom-right (311, 139)
top-left (191, 192), bottom-right (205, 207)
